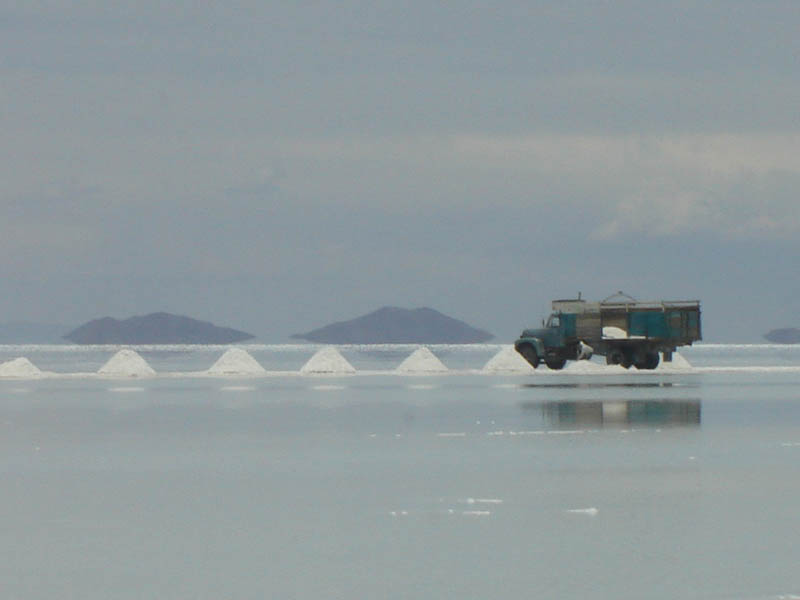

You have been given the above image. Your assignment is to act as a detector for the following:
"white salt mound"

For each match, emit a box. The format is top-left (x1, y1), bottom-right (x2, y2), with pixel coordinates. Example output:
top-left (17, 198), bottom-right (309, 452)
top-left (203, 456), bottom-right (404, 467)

top-left (0, 357), bottom-right (43, 377)
top-left (300, 347), bottom-right (356, 374)
top-left (208, 348), bottom-right (266, 375)
top-left (483, 346), bottom-right (534, 373)
top-left (396, 347), bottom-right (448, 373)
top-left (98, 349), bottom-right (156, 377)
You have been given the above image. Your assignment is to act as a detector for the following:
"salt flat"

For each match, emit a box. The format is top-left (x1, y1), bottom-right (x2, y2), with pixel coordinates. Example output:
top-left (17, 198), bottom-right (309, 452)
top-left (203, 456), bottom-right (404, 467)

top-left (1, 345), bottom-right (800, 599)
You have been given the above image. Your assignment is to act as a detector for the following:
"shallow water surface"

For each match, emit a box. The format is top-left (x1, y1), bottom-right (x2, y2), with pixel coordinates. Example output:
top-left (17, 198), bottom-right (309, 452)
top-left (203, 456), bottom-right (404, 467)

top-left (1, 347), bottom-right (800, 599)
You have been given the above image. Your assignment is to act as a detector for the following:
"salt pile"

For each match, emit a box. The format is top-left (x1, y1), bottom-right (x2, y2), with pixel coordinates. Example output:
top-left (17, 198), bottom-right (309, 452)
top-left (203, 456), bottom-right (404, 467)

top-left (602, 326), bottom-right (628, 339)
top-left (98, 349), bottom-right (156, 377)
top-left (208, 348), bottom-right (266, 375)
top-left (396, 347), bottom-right (448, 373)
top-left (0, 357), bottom-right (43, 378)
top-left (300, 347), bottom-right (356, 374)
top-left (483, 346), bottom-right (534, 373)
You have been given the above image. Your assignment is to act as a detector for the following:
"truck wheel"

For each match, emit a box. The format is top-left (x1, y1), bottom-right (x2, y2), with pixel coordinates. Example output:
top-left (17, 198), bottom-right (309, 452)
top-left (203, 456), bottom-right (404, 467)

top-left (606, 350), bottom-right (625, 366)
top-left (617, 349), bottom-right (634, 369)
top-left (545, 358), bottom-right (566, 370)
top-left (516, 344), bottom-right (540, 368)
top-left (635, 352), bottom-right (660, 370)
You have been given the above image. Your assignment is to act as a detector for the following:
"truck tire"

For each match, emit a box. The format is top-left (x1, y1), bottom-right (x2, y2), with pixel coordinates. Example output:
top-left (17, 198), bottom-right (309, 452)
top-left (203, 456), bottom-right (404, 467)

top-left (620, 350), bottom-right (634, 369)
top-left (634, 352), bottom-right (660, 370)
top-left (545, 358), bottom-right (566, 370)
top-left (609, 348), bottom-right (634, 369)
top-left (606, 350), bottom-right (625, 366)
top-left (516, 344), bottom-right (540, 368)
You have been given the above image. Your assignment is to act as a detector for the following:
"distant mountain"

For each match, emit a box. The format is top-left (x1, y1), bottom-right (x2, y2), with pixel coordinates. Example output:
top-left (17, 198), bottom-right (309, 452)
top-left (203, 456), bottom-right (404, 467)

top-left (63, 312), bottom-right (255, 344)
top-left (291, 307), bottom-right (493, 344)
top-left (763, 328), bottom-right (800, 344)
top-left (0, 322), bottom-right (70, 344)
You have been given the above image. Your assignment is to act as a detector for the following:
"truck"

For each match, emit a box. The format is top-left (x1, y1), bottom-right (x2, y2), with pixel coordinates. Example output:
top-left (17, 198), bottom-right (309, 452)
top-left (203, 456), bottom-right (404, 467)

top-left (514, 292), bottom-right (701, 370)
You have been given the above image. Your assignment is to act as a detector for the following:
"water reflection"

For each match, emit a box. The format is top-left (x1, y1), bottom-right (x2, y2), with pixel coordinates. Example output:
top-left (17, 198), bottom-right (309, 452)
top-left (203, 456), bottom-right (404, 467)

top-left (521, 382), bottom-right (696, 389)
top-left (522, 399), bottom-right (701, 428)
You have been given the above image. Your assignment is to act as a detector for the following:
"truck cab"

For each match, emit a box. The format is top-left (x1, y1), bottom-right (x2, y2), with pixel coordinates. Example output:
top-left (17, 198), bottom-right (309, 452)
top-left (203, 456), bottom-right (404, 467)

top-left (515, 312), bottom-right (578, 370)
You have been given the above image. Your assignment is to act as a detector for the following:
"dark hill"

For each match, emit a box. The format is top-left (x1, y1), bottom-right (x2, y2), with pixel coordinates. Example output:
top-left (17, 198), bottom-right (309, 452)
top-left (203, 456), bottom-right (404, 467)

top-left (291, 307), bottom-right (493, 344)
top-left (64, 313), bottom-right (255, 344)
top-left (764, 328), bottom-right (800, 344)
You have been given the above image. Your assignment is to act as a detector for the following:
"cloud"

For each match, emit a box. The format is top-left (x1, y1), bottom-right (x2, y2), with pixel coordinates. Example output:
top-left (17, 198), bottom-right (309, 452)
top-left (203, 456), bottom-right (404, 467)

top-left (1, 1), bottom-right (799, 341)
top-left (269, 131), bottom-right (800, 239)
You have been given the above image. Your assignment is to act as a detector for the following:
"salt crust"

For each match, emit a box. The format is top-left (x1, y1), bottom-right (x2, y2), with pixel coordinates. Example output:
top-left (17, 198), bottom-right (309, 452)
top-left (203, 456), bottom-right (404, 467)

top-left (563, 360), bottom-right (627, 374)
top-left (566, 507), bottom-right (599, 516)
top-left (483, 346), bottom-right (534, 372)
top-left (300, 347), bottom-right (356, 374)
top-left (98, 349), bottom-right (156, 377)
top-left (208, 348), bottom-right (266, 375)
top-left (396, 347), bottom-right (448, 373)
top-left (0, 357), bottom-right (43, 377)
top-left (0, 347), bottom-right (693, 377)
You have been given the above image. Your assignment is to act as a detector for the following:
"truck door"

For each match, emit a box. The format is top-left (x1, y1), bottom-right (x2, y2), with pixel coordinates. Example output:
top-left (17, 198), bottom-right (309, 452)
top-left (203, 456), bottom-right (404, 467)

top-left (561, 314), bottom-right (577, 339)
top-left (545, 314), bottom-right (564, 347)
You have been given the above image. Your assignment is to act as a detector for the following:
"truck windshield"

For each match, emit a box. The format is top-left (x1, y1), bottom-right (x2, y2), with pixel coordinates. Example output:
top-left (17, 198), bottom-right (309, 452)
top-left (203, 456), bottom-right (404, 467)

top-left (547, 315), bottom-right (560, 328)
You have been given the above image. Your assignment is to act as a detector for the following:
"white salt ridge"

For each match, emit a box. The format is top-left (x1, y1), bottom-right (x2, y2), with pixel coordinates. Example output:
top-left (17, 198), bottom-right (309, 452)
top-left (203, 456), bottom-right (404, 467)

top-left (300, 347), bottom-right (356, 374)
top-left (396, 347), bottom-right (447, 373)
top-left (566, 507), bottom-right (599, 516)
top-left (208, 348), bottom-right (266, 375)
top-left (98, 349), bottom-right (156, 377)
top-left (483, 346), bottom-right (534, 373)
top-left (563, 360), bottom-right (627, 374)
top-left (0, 357), bottom-right (43, 377)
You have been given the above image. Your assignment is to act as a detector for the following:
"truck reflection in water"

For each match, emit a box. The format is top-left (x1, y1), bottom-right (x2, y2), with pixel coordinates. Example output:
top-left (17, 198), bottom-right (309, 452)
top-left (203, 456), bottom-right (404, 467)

top-left (522, 399), bottom-right (701, 428)
top-left (520, 381), bottom-right (697, 389)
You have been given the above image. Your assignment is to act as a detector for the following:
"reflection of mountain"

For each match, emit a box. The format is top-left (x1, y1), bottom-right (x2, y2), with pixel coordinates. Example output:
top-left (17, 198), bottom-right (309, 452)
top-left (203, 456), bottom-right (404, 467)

top-left (529, 400), bottom-right (701, 427)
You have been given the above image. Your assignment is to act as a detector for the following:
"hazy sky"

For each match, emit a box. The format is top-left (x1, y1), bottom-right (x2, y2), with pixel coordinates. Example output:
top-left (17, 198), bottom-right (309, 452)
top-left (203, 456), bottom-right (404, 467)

top-left (2, 1), bottom-right (799, 341)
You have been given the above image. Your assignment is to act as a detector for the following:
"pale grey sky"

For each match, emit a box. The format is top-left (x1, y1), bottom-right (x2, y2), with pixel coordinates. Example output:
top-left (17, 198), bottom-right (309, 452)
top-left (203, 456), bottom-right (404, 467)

top-left (2, 1), bottom-right (799, 341)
